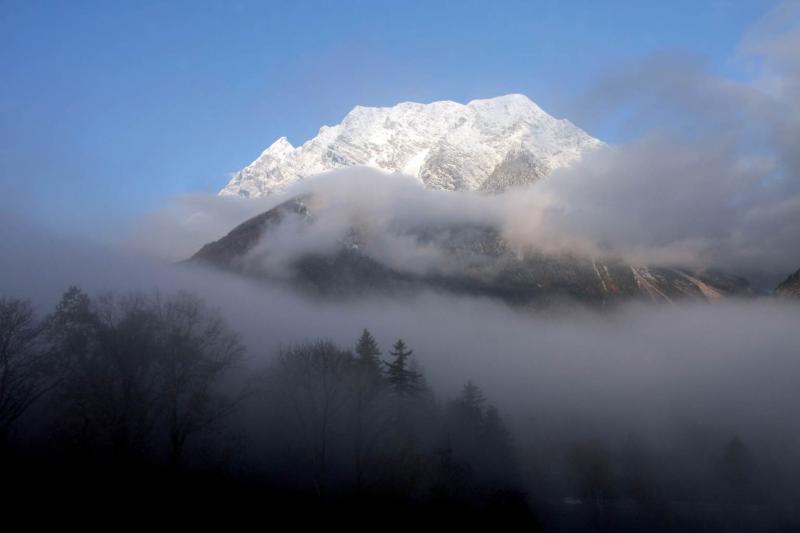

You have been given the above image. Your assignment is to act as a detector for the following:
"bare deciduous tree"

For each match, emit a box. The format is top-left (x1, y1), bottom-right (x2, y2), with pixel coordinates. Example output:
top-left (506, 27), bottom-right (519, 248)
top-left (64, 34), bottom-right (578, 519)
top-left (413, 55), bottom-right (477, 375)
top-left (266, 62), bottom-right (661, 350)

top-left (155, 291), bottom-right (245, 467)
top-left (0, 297), bottom-right (53, 450)
top-left (270, 341), bottom-right (355, 497)
top-left (47, 287), bottom-right (245, 465)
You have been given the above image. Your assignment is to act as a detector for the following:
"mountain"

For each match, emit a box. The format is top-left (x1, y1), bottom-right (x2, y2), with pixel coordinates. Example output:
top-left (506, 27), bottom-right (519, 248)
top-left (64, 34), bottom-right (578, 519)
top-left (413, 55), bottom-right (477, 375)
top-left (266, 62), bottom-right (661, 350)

top-left (775, 268), bottom-right (800, 297)
top-left (220, 94), bottom-right (602, 197)
top-left (190, 197), bottom-right (751, 307)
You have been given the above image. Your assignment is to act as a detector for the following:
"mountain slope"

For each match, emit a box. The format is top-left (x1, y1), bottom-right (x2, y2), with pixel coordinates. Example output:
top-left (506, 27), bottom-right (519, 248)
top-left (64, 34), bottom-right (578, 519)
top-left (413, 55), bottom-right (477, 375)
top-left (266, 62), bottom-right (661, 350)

top-left (190, 197), bottom-right (751, 307)
top-left (775, 268), bottom-right (800, 297)
top-left (220, 94), bottom-right (602, 197)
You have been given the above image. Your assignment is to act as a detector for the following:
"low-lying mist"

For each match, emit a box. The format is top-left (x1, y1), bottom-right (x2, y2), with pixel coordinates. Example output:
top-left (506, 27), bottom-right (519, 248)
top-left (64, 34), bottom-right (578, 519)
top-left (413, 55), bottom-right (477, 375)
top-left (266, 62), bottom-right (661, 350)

top-left (4, 213), bottom-right (800, 435)
top-left (3, 215), bottom-right (800, 528)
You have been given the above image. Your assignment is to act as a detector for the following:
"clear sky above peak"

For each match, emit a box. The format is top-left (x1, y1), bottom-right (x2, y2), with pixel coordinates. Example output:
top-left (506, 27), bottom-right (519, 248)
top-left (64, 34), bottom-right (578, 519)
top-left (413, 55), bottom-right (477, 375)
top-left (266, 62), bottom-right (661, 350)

top-left (0, 0), bottom-right (782, 239)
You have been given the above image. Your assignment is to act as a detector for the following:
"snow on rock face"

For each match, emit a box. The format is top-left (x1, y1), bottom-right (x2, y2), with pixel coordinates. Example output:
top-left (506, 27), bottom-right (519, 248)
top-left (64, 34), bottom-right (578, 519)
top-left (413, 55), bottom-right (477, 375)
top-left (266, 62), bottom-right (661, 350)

top-left (220, 94), bottom-right (603, 197)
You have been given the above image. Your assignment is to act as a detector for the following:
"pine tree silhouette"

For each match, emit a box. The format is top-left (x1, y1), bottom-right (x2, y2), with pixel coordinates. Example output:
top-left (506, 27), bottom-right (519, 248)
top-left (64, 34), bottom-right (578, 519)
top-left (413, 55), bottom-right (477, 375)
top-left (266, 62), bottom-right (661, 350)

top-left (384, 339), bottom-right (422, 396)
top-left (354, 328), bottom-right (383, 382)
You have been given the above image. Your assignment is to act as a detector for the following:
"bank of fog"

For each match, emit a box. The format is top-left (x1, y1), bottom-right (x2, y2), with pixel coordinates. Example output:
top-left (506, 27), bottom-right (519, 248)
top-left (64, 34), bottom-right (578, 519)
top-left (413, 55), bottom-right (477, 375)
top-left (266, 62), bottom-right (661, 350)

top-left (3, 227), bottom-right (800, 450)
top-left (4, 217), bottom-right (800, 525)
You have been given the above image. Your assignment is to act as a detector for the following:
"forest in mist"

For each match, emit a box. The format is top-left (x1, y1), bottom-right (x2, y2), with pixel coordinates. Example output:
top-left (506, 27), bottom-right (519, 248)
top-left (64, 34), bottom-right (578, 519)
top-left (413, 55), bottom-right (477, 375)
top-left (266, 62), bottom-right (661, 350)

top-left (2, 278), bottom-right (800, 531)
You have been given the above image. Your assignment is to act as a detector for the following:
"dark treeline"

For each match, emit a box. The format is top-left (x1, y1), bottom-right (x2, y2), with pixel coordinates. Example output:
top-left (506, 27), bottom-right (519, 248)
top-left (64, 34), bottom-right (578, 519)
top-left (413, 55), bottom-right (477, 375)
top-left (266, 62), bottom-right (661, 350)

top-left (2, 288), bottom-right (800, 531)
top-left (0, 287), bottom-right (529, 527)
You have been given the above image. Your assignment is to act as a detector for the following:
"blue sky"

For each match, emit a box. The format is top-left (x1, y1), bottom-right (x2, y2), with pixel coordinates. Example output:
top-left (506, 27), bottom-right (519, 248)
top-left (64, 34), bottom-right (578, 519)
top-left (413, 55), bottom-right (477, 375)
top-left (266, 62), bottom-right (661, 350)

top-left (0, 0), bottom-right (780, 239)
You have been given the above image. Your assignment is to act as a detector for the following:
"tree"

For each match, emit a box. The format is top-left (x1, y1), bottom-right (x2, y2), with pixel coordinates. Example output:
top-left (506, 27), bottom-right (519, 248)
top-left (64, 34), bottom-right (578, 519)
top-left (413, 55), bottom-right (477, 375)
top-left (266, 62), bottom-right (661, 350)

top-left (0, 298), bottom-right (54, 451)
top-left (352, 329), bottom-right (387, 490)
top-left (444, 380), bottom-right (517, 488)
top-left (46, 287), bottom-right (245, 466)
top-left (720, 435), bottom-right (755, 502)
top-left (384, 339), bottom-right (422, 397)
top-left (270, 340), bottom-right (355, 497)
top-left (354, 329), bottom-right (383, 383)
top-left (154, 292), bottom-right (245, 467)
top-left (45, 286), bottom-right (97, 374)
top-left (569, 439), bottom-right (612, 510)
top-left (456, 380), bottom-right (486, 423)
top-left (479, 405), bottom-right (517, 487)
top-left (45, 286), bottom-right (108, 452)
top-left (53, 290), bottom-right (163, 459)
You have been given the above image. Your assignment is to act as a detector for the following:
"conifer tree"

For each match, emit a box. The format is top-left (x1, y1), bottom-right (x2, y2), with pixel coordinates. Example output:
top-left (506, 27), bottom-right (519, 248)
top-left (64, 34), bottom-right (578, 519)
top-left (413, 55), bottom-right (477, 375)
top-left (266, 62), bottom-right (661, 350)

top-left (46, 286), bottom-right (97, 365)
top-left (480, 404), bottom-right (517, 485)
top-left (354, 329), bottom-right (383, 382)
top-left (458, 380), bottom-right (486, 424)
top-left (481, 405), bottom-right (506, 443)
top-left (352, 329), bottom-right (386, 489)
top-left (385, 339), bottom-right (422, 397)
top-left (721, 435), bottom-right (754, 501)
top-left (408, 356), bottom-right (429, 396)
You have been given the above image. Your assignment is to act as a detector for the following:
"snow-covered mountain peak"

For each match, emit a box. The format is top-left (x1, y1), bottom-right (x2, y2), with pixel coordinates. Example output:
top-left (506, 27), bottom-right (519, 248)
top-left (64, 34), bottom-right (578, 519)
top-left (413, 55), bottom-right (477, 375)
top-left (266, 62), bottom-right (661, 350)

top-left (220, 94), bottom-right (603, 198)
top-left (262, 136), bottom-right (294, 156)
top-left (467, 93), bottom-right (545, 117)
